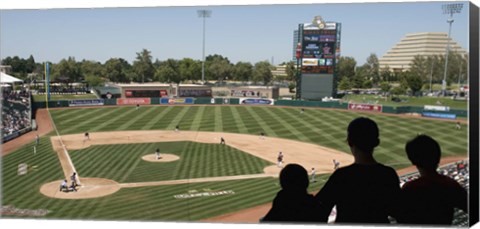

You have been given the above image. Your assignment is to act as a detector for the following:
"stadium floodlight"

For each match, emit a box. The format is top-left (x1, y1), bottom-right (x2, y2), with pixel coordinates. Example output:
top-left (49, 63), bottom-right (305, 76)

top-left (197, 9), bottom-right (212, 84)
top-left (441, 3), bottom-right (463, 96)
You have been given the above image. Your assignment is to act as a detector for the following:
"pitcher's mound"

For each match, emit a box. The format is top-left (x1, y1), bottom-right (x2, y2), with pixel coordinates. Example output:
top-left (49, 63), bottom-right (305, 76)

top-left (40, 178), bottom-right (120, 199)
top-left (142, 154), bottom-right (180, 162)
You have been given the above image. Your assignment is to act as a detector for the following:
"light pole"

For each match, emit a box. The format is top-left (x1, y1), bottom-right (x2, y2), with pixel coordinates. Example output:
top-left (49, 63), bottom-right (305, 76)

top-left (197, 9), bottom-right (211, 84)
top-left (441, 3), bottom-right (463, 96)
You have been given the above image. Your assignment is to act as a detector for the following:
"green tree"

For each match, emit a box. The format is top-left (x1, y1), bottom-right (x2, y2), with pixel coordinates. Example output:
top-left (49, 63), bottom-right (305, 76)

top-left (206, 55), bottom-right (232, 82)
top-left (104, 58), bottom-right (131, 83)
top-left (155, 59), bottom-right (182, 85)
top-left (336, 56), bottom-right (356, 81)
top-left (405, 71), bottom-right (424, 96)
top-left (285, 61), bottom-right (296, 81)
top-left (391, 86), bottom-right (405, 96)
top-left (352, 65), bottom-right (368, 88)
top-left (253, 61), bottom-right (273, 85)
top-left (52, 57), bottom-right (81, 83)
top-left (133, 49), bottom-right (155, 83)
top-left (80, 60), bottom-right (103, 78)
top-left (338, 77), bottom-right (351, 90)
top-left (85, 74), bottom-right (105, 87)
top-left (379, 81), bottom-right (391, 95)
top-left (233, 61), bottom-right (253, 82)
top-left (365, 53), bottom-right (380, 85)
top-left (380, 66), bottom-right (392, 82)
top-left (362, 79), bottom-right (373, 89)
top-left (179, 58), bottom-right (201, 83)
top-left (25, 55), bottom-right (36, 73)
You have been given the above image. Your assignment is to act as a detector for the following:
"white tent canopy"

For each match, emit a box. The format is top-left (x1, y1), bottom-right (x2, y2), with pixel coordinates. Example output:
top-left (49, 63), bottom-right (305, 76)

top-left (0, 72), bottom-right (23, 83)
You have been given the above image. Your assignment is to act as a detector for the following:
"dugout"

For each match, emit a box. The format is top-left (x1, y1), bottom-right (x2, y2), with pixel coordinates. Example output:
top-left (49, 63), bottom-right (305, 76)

top-left (229, 86), bottom-right (279, 99)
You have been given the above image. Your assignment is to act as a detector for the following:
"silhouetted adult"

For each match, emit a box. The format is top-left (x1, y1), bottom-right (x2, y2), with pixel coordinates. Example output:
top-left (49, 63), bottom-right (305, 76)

top-left (397, 134), bottom-right (467, 225)
top-left (314, 117), bottom-right (401, 224)
top-left (262, 164), bottom-right (326, 223)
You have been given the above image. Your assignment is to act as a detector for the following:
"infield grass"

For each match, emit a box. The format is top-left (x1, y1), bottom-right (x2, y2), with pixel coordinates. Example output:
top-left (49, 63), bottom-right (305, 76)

top-left (70, 141), bottom-right (273, 183)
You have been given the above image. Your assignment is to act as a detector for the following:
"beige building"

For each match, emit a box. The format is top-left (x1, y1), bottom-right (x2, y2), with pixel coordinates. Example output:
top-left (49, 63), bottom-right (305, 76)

top-left (379, 32), bottom-right (467, 72)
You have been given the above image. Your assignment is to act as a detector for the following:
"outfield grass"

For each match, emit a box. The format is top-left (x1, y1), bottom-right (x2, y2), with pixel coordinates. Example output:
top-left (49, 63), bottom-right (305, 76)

top-left (342, 94), bottom-right (467, 110)
top-left (32, 94), bottom-right (98, 102)
top-left (1, 105), bottom-right (468, 221)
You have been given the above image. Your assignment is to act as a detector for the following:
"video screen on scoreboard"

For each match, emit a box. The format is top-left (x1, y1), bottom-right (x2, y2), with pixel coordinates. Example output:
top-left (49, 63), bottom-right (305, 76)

top-left (301, 28), bottom-right (337, 74)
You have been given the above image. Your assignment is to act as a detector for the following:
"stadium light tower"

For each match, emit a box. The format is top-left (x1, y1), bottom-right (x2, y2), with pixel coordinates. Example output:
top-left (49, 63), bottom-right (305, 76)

top-left (197, 9), bottom-right (212, 84)
top-left (441, 3), bottom-right (463, 96)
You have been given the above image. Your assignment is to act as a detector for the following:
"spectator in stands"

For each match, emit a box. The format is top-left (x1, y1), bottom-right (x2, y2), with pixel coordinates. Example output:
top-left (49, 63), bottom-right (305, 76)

top-left (2, 90), bottom-right (31, 141)
top-left (397, 134), bottom-right (468, 225)
top-left (262, 164), bottom-right (326, 223)
top-left (314, 117), bottom-right (401, 224)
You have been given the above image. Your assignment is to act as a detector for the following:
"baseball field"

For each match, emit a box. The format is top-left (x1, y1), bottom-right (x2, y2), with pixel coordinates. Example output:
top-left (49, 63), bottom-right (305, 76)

top-left (1, 105), bottom-right (468, 222)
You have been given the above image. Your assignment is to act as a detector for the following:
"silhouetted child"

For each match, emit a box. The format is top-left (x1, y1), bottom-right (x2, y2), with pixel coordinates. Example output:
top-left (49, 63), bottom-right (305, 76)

top-left (262, 164), bottom-right (326, 223)
top-left (314, 117), bottom-right (401, 224)
top-left (397, 134), bottom-right (468, 225)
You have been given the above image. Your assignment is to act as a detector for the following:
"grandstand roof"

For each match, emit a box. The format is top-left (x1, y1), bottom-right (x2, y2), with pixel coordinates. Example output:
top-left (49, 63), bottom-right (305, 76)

top-left (0, 72), bottom-right (22, 83)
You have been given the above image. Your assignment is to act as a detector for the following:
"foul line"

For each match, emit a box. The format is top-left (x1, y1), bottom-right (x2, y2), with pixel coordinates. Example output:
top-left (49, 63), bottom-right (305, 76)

top-left (47, 107), bottom-right (80, 184)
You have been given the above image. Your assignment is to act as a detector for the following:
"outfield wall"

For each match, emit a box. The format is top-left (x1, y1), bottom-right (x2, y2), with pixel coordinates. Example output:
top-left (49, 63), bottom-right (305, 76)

top-left (31, 98), bottom-right (468, 118)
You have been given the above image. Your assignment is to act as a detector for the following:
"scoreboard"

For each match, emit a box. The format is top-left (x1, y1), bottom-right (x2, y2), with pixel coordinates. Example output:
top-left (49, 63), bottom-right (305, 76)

top-left (301, 26), bottom-right (337, 74)
top-left (296, 16), bottom-right (341, 100)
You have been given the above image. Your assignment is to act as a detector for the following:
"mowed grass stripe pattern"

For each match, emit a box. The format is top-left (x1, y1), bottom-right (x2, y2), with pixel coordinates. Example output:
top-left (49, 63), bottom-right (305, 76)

top-left (1, 105), bottom-right (468, 221)
top-left (50, 105), bottom-right (468, 170)
top-left (69, 141), bottom-right (273, 183)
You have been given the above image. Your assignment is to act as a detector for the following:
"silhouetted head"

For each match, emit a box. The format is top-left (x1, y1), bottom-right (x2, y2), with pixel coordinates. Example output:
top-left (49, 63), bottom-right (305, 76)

top-left (405, 134), bottom-right (441, 170)
top-left (347, 117), bottom-right (380, 154)
top-left (279, 164), bottom-right (309, 191)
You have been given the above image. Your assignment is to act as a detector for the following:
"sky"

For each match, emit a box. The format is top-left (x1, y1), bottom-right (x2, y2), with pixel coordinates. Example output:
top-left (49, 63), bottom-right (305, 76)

top-left (0, 0), bottom-right (474, 66)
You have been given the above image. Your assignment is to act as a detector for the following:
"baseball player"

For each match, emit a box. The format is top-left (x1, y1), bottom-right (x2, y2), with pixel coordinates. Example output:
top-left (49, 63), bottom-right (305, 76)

top-left (333, 159), bottom-right (340, 170)
top-left (277, 152), bottom-right (284, 168)
top-left (59, 179), bottom-right (68, 192)
top-left (69, 181), bottom-right (77, 192)
top-left (175, 125), bottom-right (179, 132)
top-left (155, 148), bottom-right (161, 160)
top-left (35, 134), bottom-right (40, 145)
top-left (455, 122), bottom-right (461, 130)
top-left (260, 132), bottom-right (265, 140)
top-left (220, 137), bottom-right (225, 145)
top-left (136, 104), bottom-right (140, 110)
top-left (310, 167), bottom-right (316, 182)
top-left (84, 132), bottom-right (90, 141)
top-left (70, 172), bottom-right (78, 186)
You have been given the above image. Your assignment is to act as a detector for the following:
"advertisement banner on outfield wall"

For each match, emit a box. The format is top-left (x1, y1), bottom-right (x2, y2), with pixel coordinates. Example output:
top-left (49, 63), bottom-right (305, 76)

top-left (68, 99), bottom-right (104, 107)
top-left (348, 103), bottom-right (382, 112)
top-left (422, 112), bottom-right (456, 120)
top-left (239, 98), bottom-right (274, 105)
top-left (424, 105), bottom-right (450, 111)
top-left (160, 98), bottom-right (194, 104)
top-left (117, 98), bottom-right (151, 105)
